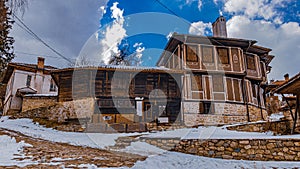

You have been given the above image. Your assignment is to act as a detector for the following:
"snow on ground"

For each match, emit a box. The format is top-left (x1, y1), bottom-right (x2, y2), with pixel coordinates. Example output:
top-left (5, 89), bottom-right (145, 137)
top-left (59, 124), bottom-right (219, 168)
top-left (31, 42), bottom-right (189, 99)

top-left (129, 151), bottom-right (300, 169)
top-left (0, 116), bottom-right (140, 149)
top-left (94, 151), bottom-right (300, 169)
top-left (144, 125), bottom-right (300, 140)
top-left (122, 141), bottom-right (167, 156)
top-left (0, 135), bottom-right (35, 167)
top-left (269, 112), bottom-right (285, 121)
top-left (2, 116), bottom-right (300, 168)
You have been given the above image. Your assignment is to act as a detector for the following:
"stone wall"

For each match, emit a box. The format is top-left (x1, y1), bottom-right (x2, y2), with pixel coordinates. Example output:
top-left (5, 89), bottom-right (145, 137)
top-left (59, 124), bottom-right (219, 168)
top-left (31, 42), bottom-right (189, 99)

top-left (141, 137), bottom-right (300, 161)
top-left (22, 96), bottom-right (57, 112)
top-left (226, 120), bottom-right (291, 135)
top-left (183, 102), bottom-right (266, 126)
top-left (248, 105), bottom-right (268, 121)
top-left (18, 98), bottom-right (96, 123)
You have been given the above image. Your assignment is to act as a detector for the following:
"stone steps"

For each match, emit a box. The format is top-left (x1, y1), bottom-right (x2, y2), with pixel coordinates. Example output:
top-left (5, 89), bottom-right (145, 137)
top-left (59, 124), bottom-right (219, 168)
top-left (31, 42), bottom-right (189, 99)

top-left (107, 136), bottom-right (140, 151)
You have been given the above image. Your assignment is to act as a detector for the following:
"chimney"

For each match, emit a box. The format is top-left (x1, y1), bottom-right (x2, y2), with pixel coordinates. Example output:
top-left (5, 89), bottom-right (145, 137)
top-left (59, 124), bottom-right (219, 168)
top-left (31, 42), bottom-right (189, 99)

top-left (284, 73), bottom-right (289, 81)
top-left (212, 16), bottom-right (228, 38)
top-left (37, 57), bottom-right (45, 70)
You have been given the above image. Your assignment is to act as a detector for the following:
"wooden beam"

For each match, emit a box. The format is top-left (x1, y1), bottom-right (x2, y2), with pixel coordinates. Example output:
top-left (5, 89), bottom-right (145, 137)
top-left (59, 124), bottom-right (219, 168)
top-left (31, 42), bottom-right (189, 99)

top-left (292, 94), bottom-right (299, 134)
top-left (281, 93), bottom-right (295, 121)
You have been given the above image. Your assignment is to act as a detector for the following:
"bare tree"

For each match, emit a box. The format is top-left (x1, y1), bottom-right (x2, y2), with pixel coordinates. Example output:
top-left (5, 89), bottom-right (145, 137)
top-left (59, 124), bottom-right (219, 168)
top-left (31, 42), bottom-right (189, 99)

top-left (108, 42), bottom-right (142, 66)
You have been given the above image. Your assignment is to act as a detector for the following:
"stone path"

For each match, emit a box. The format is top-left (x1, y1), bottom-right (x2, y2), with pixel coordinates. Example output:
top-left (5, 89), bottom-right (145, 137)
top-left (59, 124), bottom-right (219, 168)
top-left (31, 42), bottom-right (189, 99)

top-left (0, 129), bottom-right (146, 168)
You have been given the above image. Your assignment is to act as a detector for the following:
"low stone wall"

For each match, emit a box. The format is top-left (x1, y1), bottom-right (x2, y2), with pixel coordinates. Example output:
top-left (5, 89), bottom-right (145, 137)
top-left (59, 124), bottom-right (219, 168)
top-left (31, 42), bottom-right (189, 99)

top-left (141, 137), bottom-right (300, 161)
top-left (22, 96), bottom-right (57, 112)
top-left (183, 102), bottom-right (267, 126)
top-left (226, 120), bottom-right (291, 135)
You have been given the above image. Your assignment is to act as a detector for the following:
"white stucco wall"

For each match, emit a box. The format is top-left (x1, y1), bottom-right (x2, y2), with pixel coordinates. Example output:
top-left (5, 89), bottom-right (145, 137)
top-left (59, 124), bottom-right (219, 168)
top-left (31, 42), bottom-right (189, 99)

top-left (3, 69), bottom-right (58, 115)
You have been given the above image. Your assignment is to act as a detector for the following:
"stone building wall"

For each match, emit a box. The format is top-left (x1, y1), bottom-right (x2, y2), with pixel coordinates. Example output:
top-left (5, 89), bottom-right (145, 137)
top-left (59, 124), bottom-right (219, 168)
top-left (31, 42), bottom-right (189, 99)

top-left (22, 96), bottom-right (57, 112)
top-left (248, 105), bottom-right (268, 121)
top-left (19, 98), bottom-right (96, 123)
top-left (141, 137), bottom-right (300, 161)
top-left (183, 102), bottom-right (265, 126)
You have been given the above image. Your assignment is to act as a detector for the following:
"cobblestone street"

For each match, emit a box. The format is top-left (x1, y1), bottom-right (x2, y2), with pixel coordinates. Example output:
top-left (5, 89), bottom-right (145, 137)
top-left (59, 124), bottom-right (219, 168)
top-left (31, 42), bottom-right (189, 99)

top-left (0, 129), bottom-right (146, 168)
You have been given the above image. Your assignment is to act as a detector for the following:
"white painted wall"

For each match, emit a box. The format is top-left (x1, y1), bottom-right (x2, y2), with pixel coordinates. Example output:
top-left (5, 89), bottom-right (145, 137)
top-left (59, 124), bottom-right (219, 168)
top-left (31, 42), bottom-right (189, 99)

top-left (3, 69), bottom-right (58, 115)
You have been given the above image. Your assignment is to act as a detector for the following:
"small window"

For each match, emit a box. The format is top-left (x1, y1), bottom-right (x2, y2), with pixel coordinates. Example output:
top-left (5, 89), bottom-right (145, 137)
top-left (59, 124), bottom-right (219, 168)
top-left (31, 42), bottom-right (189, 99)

top-left (26, 75), bottom-right (32, 86)
top-left (50, 79), bottom-right (56, 92)
top-left (247, 54), bottom-right (256, 70)
top-left (212, 75), bottom-right (224, 92)
top-left (217, 47), bottom-right (229, 64)
top-left (199, 102), bottom-right (214, 114)
top-left (186, 45), bottom-right (198, 62)
top-left (191, 75), bottom-right (202, 91)
top-left (202, 46), bottom-right (214, 63)
top-left (252, 83), bottom-right (257, 98)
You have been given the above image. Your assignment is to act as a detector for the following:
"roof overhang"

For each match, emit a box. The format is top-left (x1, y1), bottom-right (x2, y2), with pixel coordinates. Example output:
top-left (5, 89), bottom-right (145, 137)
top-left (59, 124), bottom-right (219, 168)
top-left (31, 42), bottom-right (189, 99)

top-left (273, 72), bottom-right (300, 95)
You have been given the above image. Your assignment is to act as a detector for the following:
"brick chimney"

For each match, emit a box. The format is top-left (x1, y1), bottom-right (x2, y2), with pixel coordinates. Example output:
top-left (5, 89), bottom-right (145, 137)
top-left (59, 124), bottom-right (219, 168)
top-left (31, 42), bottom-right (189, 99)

top-left (284, 73), bottom-right (289, 81)
top-left (212, 16), bottom-right (228, 38)
top-left (37, 57), bottom-right (45, 70)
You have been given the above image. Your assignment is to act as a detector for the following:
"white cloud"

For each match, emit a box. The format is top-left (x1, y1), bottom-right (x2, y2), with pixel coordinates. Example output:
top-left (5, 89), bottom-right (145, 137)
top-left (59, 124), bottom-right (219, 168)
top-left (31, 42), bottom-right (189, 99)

top-left (11, 0), bottom-right (109, 67)
top-left (197, 0), bottom-right (203, 10)
top-left (166, 32), bottom-right (174, 40)
top-left (97, 2), bottom-right (127, 64)
top-left (180, 0), bottom-right (203, 11)
top-left (226, 15), bottom-right (300, 80)
top-left (189, 21), bottom-right (212, 36)
top-left (223, 0), bottom-right (289, 20)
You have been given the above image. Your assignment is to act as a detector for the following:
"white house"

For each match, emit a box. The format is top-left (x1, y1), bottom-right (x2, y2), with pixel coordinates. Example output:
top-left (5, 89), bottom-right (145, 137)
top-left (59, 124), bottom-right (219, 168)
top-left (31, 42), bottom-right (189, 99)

top-left (1, 57), bottom-right (58, 115)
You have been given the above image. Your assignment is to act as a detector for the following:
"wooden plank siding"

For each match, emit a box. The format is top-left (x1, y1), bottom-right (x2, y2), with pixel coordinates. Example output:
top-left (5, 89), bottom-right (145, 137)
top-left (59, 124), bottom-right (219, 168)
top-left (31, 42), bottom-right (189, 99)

top-left (52, 68), bottom-right (183, 123)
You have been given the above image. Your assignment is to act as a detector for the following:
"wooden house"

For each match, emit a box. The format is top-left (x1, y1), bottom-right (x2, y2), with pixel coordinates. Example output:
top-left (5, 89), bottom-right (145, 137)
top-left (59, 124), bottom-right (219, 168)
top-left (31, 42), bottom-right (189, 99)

top-left (157, 16), bottom-right (274, 126)
top-left (272, 72), bottom-right (300, 133)
top-left (49, 16), bottom-right (276, 128)
top-left (51, 66), bottom-right (183, 125)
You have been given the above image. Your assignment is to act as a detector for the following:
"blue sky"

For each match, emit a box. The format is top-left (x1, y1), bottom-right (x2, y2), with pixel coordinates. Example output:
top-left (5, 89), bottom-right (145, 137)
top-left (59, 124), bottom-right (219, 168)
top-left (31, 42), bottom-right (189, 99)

top-left (11, 0), bottom-right (300, 80)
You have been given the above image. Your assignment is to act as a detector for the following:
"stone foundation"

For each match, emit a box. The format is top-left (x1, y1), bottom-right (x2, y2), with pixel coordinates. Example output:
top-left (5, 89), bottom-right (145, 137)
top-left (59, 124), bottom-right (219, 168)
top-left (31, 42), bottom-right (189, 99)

top-left (183, 102), bottom-right (267, 126)
top-left (22, 96), bottom-right (57, 112)
top-left (248, 105), bottom-right (268, 121)
top-left (16, 98), bottom-right (95, 122)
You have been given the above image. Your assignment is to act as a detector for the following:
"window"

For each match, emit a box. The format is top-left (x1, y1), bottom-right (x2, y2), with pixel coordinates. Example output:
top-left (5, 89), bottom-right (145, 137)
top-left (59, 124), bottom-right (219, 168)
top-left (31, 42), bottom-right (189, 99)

top-left (233, 79), bottom-right (242, 102)
top-left (202, 46), bottom-right (214, 63)
top-left (26, 75), bottom-right (32, 86)
top-left (186, 45), bottom-right (198, 62)
top-left (199, 102), bottom-right (214, 114)
top-left (217, 47), bottom-right (229, 64)
top-left (226, 78), bottom-right (234, 101)
top-left (191, 75), bottom-right (202, 91)
top-left (252, 83), bottom-right (257, 98)
top-left (246, 54), bottom-right (256, 70)
top-left (212, 75), bottom-right (224, 92)
top-left (50, 79), bottom-right (56, 92)
top-left (260, 62), bottom-right (266, 76)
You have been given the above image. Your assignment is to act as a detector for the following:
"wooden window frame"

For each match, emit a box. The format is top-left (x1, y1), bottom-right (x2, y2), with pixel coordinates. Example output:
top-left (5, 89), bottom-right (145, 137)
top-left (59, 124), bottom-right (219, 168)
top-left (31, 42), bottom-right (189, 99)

top-left (26, 75), bottom-right (32, 87)
top-left (49, 79), bottom-right (56, 92)
top-left (186, 45), bottom-right (199, 62)
top-left (202, 46), bottom-right (214, 63)
top-left (246, 54), bottom-right (256, 71)
top-left (216, 47), bottom-right (230, 64)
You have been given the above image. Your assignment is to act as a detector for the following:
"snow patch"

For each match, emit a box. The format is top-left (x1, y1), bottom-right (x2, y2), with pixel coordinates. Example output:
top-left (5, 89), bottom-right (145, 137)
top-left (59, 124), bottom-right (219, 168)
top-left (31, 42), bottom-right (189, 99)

top-left (0, 135), bottom-right (34, 167)
top-left (122, 141), bottom-right (167, 156)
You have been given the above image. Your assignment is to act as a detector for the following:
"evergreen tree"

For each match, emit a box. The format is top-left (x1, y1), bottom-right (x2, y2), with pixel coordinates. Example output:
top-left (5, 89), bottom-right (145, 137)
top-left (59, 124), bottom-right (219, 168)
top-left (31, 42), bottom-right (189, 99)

top-left (0, 0), bottom-right (27, 74)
